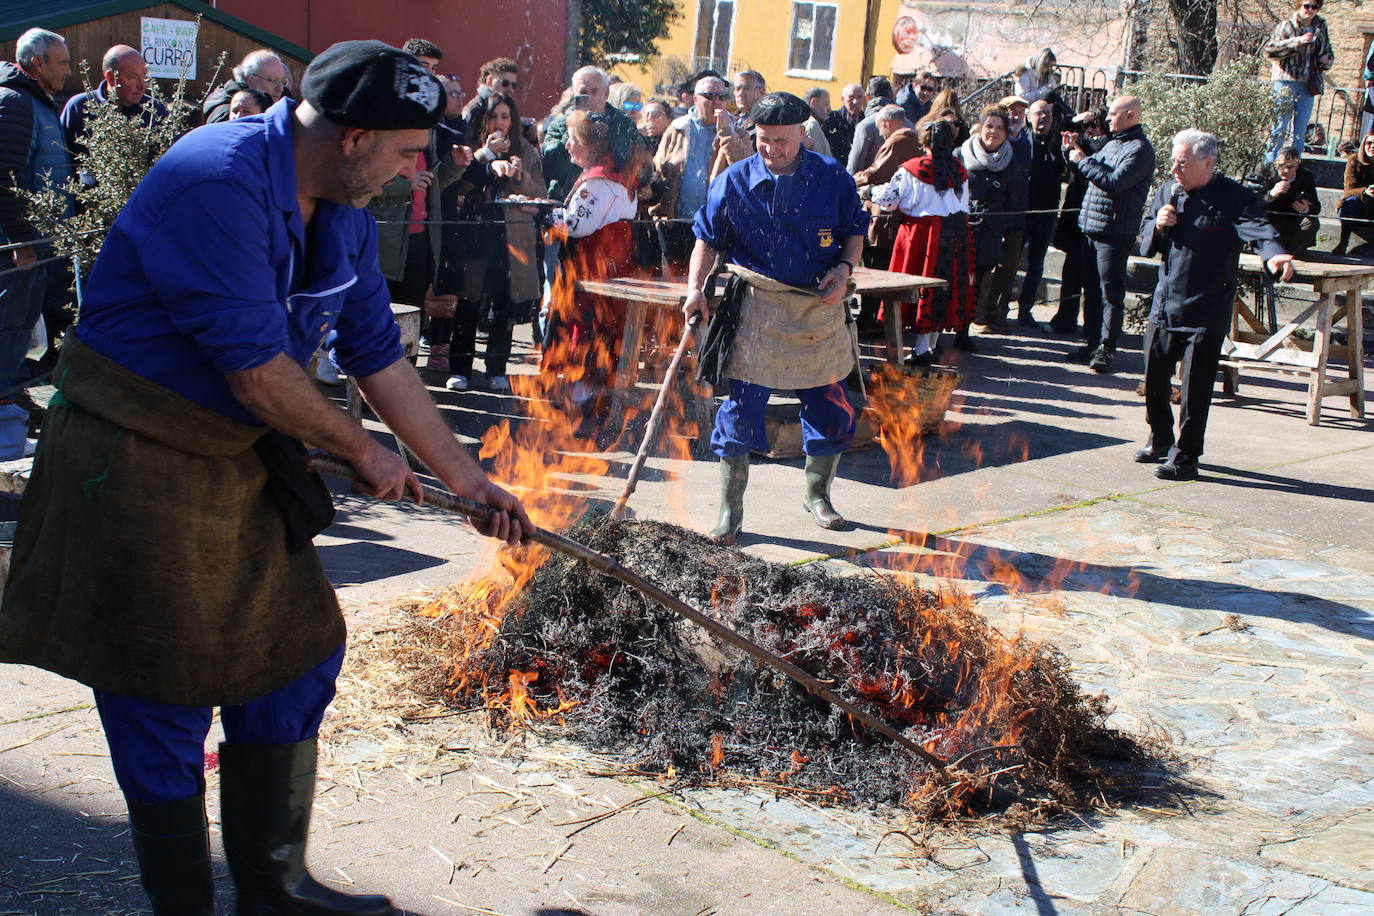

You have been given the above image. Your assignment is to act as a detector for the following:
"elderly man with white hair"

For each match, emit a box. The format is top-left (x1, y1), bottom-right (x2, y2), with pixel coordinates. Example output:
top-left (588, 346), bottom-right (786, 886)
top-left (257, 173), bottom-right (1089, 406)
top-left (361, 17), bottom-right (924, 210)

top-left (0, 27), bottom-right (71, 457)
top-left (203, 49), bottom-right (291, 123)
top-left (541, 65), bottom-right (644, 200)
top-left (1136, 128), bottom-right (1294, 481)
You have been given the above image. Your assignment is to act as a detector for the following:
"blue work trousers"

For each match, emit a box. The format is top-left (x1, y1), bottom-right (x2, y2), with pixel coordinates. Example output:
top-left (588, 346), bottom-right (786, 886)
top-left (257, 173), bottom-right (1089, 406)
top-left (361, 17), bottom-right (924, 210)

top-left (94, 643), bottom-right (345, 804)
top-left (711, 379), bottom-right (856, 458)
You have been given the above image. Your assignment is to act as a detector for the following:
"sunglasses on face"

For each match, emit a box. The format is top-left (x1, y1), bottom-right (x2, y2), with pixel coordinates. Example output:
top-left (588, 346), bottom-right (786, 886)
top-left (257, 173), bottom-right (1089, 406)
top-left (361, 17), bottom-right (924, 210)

top-left (1301, 2), bottom-right (1320, 8)
top-left (698, 92), bottom-right (729, 101)
top-left (497, 79), bottom-right (519, 89)
top-left (622, 101), bottom-right (643, 112)
top-left (919, 85), bottom-right (936, 93)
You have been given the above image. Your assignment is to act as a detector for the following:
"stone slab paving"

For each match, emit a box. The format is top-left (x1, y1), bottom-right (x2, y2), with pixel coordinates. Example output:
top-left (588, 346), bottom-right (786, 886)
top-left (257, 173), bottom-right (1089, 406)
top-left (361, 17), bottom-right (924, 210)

top-left (737, 497), bottom-right (1374, 914)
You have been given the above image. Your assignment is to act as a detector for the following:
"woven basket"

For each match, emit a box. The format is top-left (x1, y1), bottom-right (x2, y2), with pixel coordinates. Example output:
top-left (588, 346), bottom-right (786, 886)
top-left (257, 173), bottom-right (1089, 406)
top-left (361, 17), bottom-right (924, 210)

top-left (866, 363), bottom-right (961, 435)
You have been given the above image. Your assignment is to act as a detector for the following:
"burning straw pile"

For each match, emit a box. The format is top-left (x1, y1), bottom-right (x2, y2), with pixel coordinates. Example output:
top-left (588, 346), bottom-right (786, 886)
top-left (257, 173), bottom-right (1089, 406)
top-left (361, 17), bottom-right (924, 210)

top-left (405, 515), bottom-right (1149, 822)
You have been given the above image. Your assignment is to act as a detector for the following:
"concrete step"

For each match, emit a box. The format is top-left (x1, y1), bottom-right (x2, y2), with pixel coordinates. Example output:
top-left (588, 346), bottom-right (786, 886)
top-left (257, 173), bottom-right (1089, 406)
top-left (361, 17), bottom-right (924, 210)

top-left (1302, 155), bottom-right (1347, 189)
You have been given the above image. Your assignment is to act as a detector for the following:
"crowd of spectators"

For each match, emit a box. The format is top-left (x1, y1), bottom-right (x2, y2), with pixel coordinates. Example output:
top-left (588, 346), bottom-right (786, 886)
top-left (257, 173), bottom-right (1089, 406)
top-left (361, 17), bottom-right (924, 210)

top-left (2, 22), bottom-right (1371, 459)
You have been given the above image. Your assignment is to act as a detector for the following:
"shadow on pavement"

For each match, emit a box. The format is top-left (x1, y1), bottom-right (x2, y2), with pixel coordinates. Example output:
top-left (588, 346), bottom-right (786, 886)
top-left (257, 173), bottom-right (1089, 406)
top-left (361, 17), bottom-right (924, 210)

top-left (853, 528), bottom-right (1374, 641)
top-left (316, 541), bottom-right (447, 586)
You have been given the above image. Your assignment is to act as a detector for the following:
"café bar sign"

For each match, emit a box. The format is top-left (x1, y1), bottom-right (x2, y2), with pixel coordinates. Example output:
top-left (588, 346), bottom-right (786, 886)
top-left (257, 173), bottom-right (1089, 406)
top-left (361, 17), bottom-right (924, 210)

top-left (141, 17), bottom-right (197, 79)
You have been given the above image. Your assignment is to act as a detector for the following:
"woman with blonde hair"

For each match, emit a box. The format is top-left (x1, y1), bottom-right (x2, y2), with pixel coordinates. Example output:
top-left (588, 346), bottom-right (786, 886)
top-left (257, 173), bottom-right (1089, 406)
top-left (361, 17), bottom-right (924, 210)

top-left (608, 81), bottom-right (644, 118)
top-left (543, 110), bottom-right (640, 409)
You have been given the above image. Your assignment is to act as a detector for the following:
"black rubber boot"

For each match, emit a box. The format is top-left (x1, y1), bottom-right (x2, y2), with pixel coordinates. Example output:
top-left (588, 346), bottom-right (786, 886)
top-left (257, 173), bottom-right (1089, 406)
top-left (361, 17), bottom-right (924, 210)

top-left (802, 453), bottom-right (845, 530)
top-left (708, 454), bottom-right (749, 545)
top-left (219, 740), bottom-right (393, 916)
top-left (126, 792), bottom-right (216, 916)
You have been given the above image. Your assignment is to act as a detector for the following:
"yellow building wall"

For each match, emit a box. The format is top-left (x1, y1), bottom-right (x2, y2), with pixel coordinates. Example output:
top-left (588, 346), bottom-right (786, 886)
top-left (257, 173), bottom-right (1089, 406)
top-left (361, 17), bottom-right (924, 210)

top-left (615, 0), bottom-right (877, 104)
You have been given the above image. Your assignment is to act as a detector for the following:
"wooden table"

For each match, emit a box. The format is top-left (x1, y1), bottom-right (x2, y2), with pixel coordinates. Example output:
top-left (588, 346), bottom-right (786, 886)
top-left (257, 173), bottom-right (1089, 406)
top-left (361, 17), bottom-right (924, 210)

top-left (578, 266), bottom-right (946, 450)
top-left (1223, 255), bottom-right (1368, 426)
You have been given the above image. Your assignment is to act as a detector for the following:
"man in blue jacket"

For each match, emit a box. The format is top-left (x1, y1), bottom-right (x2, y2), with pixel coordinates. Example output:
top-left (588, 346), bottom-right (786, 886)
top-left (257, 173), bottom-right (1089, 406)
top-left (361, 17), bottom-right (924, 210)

top-left (0, 40), bottom-right (531, 914)
top-left (1137, 129), bottom-right (1294, 481)
top-left (683, 92), bottom-right (868, 544)
top-left (60, 44), bottom-right (169, 163)
top-left (0, 28), bottom-right (70, 458)
top-left (1066, 95), bottom-right (1155, 373)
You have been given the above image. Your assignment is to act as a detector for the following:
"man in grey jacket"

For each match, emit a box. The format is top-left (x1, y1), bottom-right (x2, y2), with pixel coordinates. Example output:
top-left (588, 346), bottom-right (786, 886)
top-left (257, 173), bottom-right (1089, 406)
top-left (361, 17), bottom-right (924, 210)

top-left (1066, 95), bottom-right (1154, 373)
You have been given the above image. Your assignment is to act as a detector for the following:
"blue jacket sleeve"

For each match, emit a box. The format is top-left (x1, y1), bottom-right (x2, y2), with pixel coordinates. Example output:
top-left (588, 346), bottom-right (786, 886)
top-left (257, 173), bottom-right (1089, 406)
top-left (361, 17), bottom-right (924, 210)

top-left (331, 216), bottom-right (404, 377)
top-left (693, 172), bottom-right (732, 250)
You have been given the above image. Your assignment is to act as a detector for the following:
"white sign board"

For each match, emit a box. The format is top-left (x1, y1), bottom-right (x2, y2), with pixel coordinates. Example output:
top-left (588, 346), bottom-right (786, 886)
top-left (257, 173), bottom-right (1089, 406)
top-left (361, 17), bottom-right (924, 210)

top-left (141, 17), bottom-right (198, 80)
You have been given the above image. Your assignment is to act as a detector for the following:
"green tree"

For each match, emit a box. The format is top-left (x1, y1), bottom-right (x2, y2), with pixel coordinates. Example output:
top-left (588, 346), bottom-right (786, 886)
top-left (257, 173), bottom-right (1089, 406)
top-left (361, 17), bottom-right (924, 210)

top-left (579, 0), bottom-right (683, 67)
top-left (1129, 58), bottom-right (1290, 187)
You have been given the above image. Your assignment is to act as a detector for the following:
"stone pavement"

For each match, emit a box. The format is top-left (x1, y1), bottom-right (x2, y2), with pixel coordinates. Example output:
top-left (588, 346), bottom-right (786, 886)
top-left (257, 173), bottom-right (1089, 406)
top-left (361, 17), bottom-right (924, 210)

top-left (1, 312), bottom-right (1372, 914)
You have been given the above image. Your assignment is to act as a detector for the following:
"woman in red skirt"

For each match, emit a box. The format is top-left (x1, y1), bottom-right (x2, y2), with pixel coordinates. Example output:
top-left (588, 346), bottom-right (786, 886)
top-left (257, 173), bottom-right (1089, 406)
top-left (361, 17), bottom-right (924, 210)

top-left (866, 119), bottom-right (975, 365)
top-left (542, 110), bottom-right (640, 408)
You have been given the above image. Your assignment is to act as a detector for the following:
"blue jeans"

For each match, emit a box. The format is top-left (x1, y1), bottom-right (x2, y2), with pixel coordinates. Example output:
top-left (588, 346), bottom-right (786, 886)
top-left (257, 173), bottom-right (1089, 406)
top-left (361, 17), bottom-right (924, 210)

top-left (95, 643), bottom-right (345, 804)
top-left (712, 379), bottom-right (856, 458)
top-left (1017, 214), bottom-right (1059, 314)
top-left (1268, 80), bottom-right (1316, 159)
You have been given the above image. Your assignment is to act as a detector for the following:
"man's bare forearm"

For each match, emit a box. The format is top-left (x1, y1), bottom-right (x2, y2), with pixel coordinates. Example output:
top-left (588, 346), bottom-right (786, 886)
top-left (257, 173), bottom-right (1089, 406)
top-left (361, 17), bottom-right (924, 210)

top-left (354, 358), bottom-right (490, 498)
top-left (226, 353), bottom-right (374, 460)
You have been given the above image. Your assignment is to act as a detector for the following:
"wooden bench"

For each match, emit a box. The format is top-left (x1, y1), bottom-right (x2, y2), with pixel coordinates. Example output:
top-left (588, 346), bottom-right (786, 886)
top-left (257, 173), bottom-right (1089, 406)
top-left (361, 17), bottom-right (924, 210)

top-left (1223, 256), bottom-right (1368, 426)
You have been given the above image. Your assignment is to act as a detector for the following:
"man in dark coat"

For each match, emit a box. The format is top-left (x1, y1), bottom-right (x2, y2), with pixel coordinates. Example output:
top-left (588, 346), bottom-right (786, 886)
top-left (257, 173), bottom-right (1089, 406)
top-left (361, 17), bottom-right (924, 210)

top-left (823, 82), bottom-right (865, 168)
top-left (0, 29), bottom-right (70, 459)
top-left (60, 45), bottom-right (169, 161)
top-left (1016, 99), bottom-right (1065, 325)
top-left (1066, 95), bottom-right (1155, 373)
top-left (1137, 129), bottom-right (1293, 480)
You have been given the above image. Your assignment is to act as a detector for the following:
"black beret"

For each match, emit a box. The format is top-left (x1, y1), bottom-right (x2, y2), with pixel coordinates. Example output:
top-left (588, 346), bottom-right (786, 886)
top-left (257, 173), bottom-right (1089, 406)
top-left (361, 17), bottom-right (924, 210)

top-left (301, 40), bottom-right (445, 130)
top-left (750, 92), bottom-right (810, 126)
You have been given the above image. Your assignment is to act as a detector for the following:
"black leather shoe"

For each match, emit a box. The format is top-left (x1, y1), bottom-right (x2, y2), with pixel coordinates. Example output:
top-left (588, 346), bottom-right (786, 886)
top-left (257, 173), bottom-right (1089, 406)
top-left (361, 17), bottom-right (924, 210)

top-left (1089, 347), bottom-right (1114, 373)
top-left (1016, 312), bottom-right (1038, 328)
top-left (1133, 446), bottom-right (1168, 463)
top-left (952, 329), bottom-right (978, 352)
top-left (1066, 345), bottom-right (1093, 363)
top-left (903, 350), bottom-right (934, 367)
top-left (1155, 458), bottom-right (1199, 481)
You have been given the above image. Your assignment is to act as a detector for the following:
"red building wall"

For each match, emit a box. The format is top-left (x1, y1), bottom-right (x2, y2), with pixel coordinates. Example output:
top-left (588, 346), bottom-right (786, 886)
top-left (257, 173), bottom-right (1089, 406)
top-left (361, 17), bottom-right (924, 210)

top-left (215, 0), bottom-right (569, 118)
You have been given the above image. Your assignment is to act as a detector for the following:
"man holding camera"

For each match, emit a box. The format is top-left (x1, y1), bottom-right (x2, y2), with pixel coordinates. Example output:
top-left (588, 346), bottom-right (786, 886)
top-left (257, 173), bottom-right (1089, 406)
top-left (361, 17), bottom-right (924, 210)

top-left (1064, 95), bottom-right (1155, 374)
top-left (542, 66), bottom-right (644, 201)
top-left (1136, 129), bottom-right (1293, 481)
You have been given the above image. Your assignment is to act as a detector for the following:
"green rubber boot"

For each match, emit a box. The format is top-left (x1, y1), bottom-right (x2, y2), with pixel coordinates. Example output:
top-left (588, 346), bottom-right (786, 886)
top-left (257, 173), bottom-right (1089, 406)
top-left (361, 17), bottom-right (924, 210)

top-left (708, 454), bottom-right (750, 545)
top-left (802, 453), bottom-right (844, 530)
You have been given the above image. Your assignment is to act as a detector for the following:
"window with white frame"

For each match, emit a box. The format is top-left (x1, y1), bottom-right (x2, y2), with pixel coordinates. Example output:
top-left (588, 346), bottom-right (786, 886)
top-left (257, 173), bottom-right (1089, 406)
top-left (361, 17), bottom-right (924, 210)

top-left (788, 1), bottom-right (837, 75)
top-left (695, 0), bottom-right (735, 74)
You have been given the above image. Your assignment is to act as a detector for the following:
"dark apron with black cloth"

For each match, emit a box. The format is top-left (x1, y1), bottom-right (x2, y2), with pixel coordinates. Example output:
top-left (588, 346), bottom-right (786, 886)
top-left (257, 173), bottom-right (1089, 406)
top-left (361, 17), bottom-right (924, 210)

top-left (0, 337), bottom-right (345, 706)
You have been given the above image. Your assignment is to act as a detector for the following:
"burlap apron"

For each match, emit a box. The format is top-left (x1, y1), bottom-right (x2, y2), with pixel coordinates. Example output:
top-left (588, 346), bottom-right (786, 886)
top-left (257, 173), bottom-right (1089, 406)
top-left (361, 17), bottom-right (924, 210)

top-left (0, 337), bottom-right (345, 706)
top-left (722, 265), bottom-right (857, 390)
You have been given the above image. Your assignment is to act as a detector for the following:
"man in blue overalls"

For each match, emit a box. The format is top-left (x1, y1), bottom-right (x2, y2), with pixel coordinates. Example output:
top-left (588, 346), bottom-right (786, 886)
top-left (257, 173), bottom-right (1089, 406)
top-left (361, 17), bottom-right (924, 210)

top-left (683, 92), bottom-right (868, 545)
top-left (0, 42), bottom-right (532, 914)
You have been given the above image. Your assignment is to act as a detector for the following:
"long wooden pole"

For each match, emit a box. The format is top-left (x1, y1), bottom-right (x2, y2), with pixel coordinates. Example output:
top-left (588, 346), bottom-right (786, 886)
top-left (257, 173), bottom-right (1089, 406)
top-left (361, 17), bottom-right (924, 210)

top-left (610, 313), bottom-right (700, 519)
top-left (308, 455), bottom-right (949, 773)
